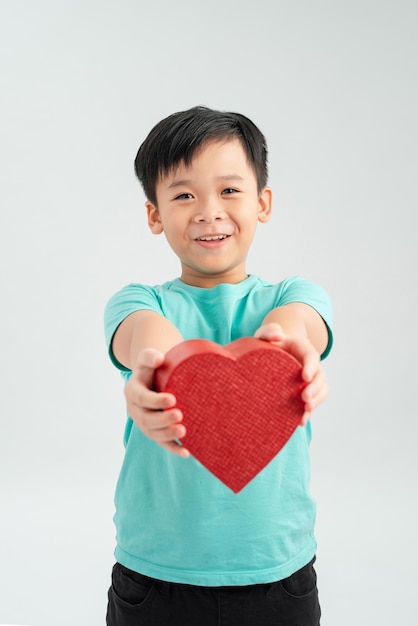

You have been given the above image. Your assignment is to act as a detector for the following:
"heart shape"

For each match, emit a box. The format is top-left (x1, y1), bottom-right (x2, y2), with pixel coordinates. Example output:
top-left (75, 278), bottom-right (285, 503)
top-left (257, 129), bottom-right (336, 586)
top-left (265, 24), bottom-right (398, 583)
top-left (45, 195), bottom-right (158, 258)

top-left (155, 337), bottom-right (306, 493)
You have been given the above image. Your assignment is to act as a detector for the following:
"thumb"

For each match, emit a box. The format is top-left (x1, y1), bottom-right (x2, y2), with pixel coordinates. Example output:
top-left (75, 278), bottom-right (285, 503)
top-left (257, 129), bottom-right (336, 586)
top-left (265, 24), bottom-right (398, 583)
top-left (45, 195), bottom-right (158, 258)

top-left (133, 348), bottom-right (165, 389)
top-left (254, 322), bottom-right (286, 343)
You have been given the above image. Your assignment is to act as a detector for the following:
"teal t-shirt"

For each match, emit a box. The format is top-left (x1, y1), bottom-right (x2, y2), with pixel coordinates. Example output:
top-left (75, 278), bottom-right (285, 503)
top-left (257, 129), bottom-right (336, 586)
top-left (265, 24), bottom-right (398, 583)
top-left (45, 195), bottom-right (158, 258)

top-left (104, 275), bottom-right (333, 586)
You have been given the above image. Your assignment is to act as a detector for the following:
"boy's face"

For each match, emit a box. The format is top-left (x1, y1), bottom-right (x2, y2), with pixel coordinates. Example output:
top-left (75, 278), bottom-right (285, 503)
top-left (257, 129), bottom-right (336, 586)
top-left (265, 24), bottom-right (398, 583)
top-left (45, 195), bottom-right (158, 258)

top-left (146, 139), bottom-right (272, 288)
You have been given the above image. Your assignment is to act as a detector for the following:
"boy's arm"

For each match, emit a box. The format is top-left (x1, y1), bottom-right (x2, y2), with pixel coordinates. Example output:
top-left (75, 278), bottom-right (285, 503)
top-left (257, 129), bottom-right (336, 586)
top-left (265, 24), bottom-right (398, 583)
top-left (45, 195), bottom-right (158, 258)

top-left (112, 310), bottom-right (190, 457)
top-left (112, 309), bottom-right (184, 367)
top-left (255, 303), bottom-right (330, 425)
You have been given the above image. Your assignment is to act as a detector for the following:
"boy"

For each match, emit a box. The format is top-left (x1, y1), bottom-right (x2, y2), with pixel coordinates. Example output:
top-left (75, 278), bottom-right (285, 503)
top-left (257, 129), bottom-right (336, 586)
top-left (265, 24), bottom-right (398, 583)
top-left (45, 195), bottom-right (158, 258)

top-left (104, 106), bottom-right (333, 626)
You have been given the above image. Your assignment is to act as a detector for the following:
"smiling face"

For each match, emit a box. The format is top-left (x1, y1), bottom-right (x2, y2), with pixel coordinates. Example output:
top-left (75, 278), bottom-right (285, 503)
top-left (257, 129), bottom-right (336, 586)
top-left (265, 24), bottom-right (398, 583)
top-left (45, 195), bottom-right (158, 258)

top-left (146, 139), bottom-right (272, 288)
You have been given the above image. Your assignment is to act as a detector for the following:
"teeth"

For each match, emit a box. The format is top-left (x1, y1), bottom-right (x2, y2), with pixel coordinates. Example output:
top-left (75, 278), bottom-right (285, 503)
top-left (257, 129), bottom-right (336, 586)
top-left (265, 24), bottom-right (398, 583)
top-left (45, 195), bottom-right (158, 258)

top-left (198, 235), bottom-right (228, 241)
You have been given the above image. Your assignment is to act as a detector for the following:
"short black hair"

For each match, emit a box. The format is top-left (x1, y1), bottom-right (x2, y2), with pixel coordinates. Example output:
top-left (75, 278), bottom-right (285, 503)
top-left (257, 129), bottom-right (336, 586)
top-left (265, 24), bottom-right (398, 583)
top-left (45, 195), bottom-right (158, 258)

top-left (134, 105), bottom-right (268, 205)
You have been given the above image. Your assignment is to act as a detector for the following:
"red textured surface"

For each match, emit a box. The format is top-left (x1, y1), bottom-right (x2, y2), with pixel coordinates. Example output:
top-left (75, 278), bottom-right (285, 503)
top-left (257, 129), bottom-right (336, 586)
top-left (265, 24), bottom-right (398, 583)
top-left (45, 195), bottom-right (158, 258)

top-left (155, 337), bottom-right (306, 493)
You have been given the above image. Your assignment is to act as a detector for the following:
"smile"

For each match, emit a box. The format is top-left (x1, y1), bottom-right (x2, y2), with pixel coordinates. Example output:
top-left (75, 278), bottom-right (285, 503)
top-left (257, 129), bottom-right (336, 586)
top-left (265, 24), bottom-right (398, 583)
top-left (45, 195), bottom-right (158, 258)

top-left (195, 235), bottom-right (230, 241)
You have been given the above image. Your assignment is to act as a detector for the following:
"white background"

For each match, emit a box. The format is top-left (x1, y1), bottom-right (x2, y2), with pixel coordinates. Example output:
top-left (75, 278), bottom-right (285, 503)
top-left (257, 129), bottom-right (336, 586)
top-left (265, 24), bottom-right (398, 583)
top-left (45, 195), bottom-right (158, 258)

top-left (1, 1), bottom-right (417, 624)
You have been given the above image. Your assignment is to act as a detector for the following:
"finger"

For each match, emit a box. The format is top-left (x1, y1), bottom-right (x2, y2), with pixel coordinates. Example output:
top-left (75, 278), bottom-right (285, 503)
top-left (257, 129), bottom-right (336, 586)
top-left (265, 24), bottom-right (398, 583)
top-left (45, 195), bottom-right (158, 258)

top-left (300, 410), bottom-right (312, 426)
top-left (139, 407), bottom-right (183, 431)
top-left (130, 408), bottom-right (190, 457)
top-left (149, 420), bottom-right (186, 442)
top-left (300, 378), bottom-right (330, 425)
top-left (124, 376), bottom-right (177, 413)
top-left (274, 338), bottom-right (319, 384)
top-left (133, 348), bottom-right (165, 389)
top-left (141, 417), bottom-right (189, 456)
top-left (161, 440), bottom-right (190, 458)
top-left (128, 405), bottom-right (183, 437)
top-left (280, 338), bottom-right (320, 382)
top-left (254, 323), bottom-right (285, 342)
top-left (310, 380), bottom-right (330, 408)
top-left (127, 386), bottom-right (177, 412)
top-left (301, 369), bottom-right (326, 403)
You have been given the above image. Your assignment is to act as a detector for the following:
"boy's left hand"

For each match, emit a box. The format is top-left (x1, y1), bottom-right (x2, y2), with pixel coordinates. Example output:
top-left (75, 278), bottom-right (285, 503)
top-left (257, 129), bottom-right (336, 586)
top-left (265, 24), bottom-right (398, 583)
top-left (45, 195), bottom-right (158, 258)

top-left (254, 323), bottom-right (329, 425)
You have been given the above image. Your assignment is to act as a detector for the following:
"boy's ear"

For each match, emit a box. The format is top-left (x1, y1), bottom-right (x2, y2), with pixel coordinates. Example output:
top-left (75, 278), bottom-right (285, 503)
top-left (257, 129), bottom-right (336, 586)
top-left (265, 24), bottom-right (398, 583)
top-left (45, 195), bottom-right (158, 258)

top-left (146, 201), bottom-right (164, 234)
top-left (257, 187), bottom-right (273, 223)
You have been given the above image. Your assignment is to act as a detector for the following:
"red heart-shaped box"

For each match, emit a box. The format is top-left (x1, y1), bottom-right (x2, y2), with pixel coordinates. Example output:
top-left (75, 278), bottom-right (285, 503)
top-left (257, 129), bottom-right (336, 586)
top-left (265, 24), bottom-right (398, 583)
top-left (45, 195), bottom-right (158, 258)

top-left (155, 337), bottom-right (306, 493)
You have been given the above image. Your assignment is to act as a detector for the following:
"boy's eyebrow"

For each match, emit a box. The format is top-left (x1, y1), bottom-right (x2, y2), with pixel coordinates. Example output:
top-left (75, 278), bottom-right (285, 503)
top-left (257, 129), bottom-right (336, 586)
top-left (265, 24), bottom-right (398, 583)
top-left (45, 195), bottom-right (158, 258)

top-left (167, 175), bottom-right (244, 189)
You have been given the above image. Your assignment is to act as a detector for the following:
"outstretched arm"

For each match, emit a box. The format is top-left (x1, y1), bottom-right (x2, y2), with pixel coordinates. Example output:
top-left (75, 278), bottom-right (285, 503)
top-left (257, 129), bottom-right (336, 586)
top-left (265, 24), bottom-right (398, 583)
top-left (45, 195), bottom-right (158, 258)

top-left (254, 303), bottom-right (330, 425)
top-left (111, 310), bottom-right (189, 457)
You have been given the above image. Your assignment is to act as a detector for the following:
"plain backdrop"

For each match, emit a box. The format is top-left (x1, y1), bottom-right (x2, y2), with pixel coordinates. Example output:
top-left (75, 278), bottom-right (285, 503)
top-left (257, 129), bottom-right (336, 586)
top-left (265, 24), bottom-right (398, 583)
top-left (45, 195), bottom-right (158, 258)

top-left (1, 1), bottom-right (417, 624)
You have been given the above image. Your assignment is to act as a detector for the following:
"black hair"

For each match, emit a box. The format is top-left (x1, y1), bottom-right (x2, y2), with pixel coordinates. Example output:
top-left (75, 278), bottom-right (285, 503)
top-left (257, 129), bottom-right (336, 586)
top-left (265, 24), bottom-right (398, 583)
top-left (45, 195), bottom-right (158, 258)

top-left (134, 105), bottom-right (268, 205)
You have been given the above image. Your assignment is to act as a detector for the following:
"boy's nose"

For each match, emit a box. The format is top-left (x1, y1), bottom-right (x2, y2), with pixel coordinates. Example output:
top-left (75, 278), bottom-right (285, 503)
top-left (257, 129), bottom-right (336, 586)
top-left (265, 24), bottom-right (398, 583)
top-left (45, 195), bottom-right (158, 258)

top-left (193, 202), bottom-right (226, 223)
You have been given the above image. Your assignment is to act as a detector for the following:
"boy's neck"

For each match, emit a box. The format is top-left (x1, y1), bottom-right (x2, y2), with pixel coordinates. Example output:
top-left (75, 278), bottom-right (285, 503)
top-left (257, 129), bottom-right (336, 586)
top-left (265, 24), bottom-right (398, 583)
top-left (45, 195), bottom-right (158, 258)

top-left (179, 270), bottom-right (250, 289)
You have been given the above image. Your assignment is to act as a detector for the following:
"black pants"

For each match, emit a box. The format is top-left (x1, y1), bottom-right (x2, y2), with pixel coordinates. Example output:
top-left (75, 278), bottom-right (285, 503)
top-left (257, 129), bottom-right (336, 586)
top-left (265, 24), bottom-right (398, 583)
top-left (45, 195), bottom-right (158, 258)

top-left (106, 557), bottom-right (321, 626)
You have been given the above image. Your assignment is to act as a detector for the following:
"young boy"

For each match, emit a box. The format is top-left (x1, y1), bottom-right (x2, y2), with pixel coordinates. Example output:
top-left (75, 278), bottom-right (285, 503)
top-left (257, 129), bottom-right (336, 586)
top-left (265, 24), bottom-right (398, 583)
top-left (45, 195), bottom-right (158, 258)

top-left (104, 106), bottom-right (333, 626)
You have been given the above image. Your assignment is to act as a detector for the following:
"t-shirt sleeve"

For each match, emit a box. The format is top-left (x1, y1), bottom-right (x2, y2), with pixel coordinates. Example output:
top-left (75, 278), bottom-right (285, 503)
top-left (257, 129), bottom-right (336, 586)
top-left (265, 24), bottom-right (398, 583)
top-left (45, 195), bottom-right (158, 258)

top-left (278, 276), bottom-right (334, 360)
top-left (104, 283), bottom-right (163, 371)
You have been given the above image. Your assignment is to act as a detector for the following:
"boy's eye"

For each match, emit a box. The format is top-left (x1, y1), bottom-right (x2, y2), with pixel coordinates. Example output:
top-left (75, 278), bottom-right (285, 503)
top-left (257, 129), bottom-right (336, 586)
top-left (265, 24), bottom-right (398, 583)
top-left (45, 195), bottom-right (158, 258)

top-left (221, 188), bottom-right (238, 195)
top-left (174, 193), bottom-right (193, 200)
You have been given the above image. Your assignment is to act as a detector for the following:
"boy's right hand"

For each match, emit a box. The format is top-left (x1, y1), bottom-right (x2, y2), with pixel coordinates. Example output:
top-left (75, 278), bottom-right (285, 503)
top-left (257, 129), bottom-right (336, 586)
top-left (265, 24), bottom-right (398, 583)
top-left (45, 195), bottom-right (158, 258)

top-left (124, 348), bottom-right (190, 458)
